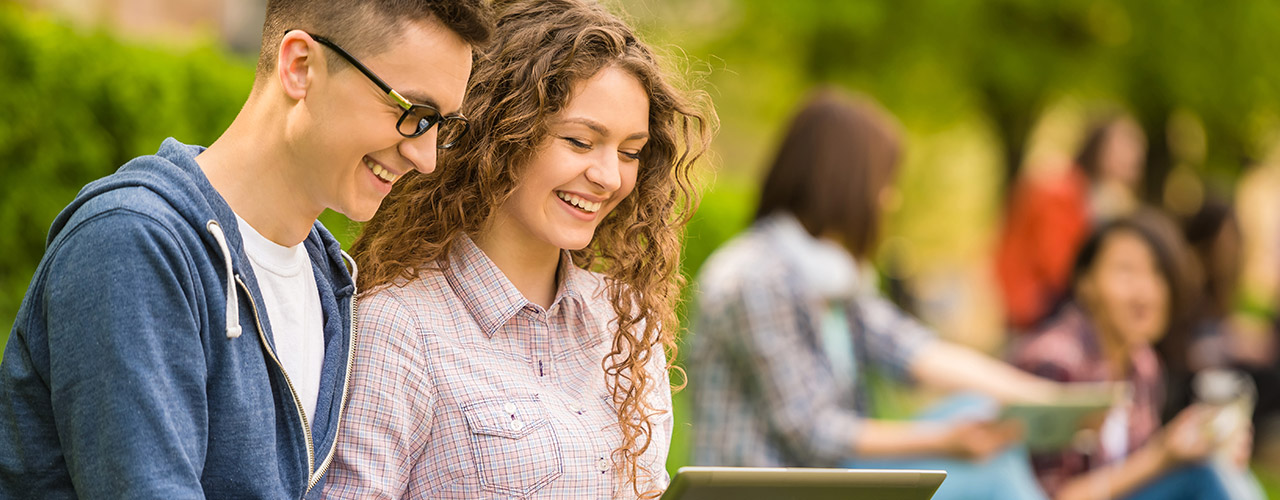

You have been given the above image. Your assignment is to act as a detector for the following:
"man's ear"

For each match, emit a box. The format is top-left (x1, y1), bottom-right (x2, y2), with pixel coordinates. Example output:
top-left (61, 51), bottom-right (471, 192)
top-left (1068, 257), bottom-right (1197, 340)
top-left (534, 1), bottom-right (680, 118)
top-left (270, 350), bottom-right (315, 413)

top-left (277, 31), bottom-right (320, 101)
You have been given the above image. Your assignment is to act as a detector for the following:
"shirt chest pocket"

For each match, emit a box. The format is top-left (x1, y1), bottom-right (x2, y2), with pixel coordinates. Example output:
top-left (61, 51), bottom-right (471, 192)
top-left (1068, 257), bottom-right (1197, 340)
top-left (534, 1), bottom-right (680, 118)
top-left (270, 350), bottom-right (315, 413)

top-left (461, 395), bottom-right (564, 497)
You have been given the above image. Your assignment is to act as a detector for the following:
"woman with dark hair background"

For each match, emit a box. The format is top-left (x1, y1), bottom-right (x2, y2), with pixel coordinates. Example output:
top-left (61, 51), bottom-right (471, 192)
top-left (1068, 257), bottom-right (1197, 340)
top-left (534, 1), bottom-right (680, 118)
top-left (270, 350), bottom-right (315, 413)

top-left (1013, 211), bottom-right (1258, 499)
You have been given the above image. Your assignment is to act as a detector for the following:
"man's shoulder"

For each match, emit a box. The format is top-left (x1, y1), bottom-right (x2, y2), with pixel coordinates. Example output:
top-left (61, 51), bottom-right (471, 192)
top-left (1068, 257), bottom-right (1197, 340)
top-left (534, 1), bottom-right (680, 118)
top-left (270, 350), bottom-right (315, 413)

top-left (51, 187), bottom-right (200, 252)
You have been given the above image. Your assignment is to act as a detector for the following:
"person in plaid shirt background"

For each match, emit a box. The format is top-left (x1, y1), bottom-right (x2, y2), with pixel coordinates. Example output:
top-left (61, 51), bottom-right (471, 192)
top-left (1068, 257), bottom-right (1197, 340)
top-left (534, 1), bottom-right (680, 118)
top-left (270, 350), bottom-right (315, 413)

top-left (689, 90), bottom-right (1103, 500)
top-left (323, 0), bottom-right (713, 498)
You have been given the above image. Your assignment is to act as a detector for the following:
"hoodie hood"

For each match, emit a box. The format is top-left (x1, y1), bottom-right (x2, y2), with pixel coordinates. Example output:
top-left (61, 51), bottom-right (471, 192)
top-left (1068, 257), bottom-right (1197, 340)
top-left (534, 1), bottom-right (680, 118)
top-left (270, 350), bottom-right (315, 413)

top-left (50, 138), bottom-right (356, 338)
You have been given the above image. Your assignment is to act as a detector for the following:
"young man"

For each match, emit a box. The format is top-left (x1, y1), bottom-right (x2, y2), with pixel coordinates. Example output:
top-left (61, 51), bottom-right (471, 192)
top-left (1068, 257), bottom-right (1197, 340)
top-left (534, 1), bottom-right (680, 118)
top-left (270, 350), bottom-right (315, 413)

top-left (0, 1), bottom-right (491, 498)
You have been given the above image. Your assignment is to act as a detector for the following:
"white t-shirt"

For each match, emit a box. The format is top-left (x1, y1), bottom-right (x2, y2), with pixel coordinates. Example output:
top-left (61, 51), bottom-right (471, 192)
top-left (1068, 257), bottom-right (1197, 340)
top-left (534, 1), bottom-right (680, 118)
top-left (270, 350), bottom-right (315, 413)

top-left (236, 215), bottom-right (325, 425)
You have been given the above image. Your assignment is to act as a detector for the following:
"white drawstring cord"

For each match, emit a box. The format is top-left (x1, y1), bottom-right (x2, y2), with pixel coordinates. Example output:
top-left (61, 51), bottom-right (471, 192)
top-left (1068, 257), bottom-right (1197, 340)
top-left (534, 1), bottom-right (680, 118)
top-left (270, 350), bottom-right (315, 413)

top-left (206, 220), bottom-right (242, 339)
top-left (340, 250), bottom-right (358, 286)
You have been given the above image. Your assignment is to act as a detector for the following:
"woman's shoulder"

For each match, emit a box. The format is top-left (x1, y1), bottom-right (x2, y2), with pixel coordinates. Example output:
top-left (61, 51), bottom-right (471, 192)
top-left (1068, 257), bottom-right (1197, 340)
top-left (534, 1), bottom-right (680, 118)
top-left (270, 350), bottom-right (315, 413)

top-left (358, 269), bottom-right (461, 329)
top-left (1012, 308), bottom-right (1093, 379)
top-left (696, 232), bottom-right (799, 301)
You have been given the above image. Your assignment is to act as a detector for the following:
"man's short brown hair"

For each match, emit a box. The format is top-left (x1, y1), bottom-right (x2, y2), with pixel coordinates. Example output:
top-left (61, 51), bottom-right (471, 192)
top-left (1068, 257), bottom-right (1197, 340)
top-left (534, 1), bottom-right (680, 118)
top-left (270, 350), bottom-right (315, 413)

top-left (255, 0), bottom-right (494, 79)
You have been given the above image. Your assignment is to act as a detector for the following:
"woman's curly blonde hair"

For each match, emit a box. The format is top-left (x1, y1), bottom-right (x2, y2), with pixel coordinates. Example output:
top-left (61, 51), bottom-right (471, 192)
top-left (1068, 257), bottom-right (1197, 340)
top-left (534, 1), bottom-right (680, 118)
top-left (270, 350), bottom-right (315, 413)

top-left (350, 0), bottom-right (714, 496)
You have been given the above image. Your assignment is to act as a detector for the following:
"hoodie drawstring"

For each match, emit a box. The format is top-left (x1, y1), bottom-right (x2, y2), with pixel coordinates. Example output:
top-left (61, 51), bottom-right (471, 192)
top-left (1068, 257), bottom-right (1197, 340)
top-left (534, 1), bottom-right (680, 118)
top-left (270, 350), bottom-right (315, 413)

top-left (206, 220), bottom-right (242, 339)
top-left (340, 250), bottom-right (358, 287)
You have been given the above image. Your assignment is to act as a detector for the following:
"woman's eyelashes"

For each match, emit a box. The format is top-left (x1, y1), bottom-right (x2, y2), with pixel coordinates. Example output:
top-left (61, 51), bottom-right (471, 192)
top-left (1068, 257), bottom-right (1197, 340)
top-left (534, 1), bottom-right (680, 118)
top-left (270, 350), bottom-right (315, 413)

top-left (562, 136), bottom-right (591, 150)
top-left (561, 136), bottom-right (643, 161)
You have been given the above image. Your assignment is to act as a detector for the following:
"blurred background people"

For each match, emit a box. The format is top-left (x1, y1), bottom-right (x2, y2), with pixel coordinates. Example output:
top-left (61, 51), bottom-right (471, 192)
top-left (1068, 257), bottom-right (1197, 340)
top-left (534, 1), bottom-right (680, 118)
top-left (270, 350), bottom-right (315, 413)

top-left (1171, 197), bottom-right (1280, 461)
top-left (997, 116), bottom-right (1148, 333)
top-left (1012, 212), bottom-right (1258, 499)
top-left (690, 89), bottom-right (1097, 500)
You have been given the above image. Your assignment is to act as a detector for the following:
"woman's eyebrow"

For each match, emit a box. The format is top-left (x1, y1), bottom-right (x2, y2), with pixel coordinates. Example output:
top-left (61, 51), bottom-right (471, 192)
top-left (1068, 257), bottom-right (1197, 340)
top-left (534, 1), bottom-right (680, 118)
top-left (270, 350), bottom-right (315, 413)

top-left (555, 117), bottom-right (649, 141)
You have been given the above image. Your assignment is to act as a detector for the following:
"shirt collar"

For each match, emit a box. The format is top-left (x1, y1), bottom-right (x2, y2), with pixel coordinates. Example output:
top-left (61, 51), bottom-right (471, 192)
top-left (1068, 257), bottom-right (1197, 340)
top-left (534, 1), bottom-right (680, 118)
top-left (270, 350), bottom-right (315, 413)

top-left (756, 212), bottom-right (864, 301)
top-left (444, 234), bottom-right (591, 338)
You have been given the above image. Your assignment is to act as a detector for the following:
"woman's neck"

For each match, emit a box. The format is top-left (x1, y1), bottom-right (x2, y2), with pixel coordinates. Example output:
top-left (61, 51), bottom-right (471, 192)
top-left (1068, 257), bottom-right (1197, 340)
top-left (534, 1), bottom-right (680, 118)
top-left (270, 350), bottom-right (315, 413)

top-left (1092, 318), bottom-right (1134, 378)
top-left (473, 215), bottom-right (561, 309)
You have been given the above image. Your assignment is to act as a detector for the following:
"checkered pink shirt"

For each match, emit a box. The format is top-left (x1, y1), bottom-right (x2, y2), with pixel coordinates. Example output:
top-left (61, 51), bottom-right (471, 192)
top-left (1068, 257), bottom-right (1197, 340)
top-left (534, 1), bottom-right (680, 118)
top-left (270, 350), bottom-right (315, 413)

top-left (323, 235), bottom-right (672, 499)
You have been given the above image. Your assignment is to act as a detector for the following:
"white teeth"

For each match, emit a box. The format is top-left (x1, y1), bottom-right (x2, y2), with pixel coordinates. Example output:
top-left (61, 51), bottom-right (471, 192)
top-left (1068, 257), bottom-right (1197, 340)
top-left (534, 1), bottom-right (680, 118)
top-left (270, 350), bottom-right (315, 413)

top-left (364, 158), bottom-right (398, 183)
top-left (556, 191), bottom-right (601, 213)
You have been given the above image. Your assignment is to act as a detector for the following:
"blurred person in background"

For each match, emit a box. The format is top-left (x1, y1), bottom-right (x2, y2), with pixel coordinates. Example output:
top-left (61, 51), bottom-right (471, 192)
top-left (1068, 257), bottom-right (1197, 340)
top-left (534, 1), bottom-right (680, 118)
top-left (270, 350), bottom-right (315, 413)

top-left (1234, 157), bottom-right (1280, 470)
top-left (1170, 198), bottom-right (1280, 457)
top-left (997, 116), bottom-right (1148, 332)
top-left (690, 89), bottom-right (1097, 500)
top-left (1012, 212), bottom-right (1253, 499)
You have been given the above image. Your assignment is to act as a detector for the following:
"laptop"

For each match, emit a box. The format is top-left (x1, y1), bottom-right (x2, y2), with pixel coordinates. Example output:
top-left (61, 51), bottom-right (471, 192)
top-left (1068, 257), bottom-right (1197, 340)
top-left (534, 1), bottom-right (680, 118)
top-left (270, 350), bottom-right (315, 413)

top-left (660, 467), bottom-right (946, 500)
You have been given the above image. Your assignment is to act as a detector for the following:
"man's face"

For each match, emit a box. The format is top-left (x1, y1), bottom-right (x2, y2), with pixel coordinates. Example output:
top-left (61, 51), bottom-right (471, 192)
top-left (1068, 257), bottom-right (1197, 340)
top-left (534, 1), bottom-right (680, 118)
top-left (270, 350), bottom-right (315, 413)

top-left (295, 17), bottom-right (472, 222)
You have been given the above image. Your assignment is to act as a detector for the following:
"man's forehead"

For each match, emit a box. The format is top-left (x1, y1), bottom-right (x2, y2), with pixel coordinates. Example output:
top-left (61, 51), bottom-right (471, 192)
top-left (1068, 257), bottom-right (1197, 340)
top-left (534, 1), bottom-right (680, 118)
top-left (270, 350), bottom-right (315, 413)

top-left (368, 26), bottom-right (472, 114)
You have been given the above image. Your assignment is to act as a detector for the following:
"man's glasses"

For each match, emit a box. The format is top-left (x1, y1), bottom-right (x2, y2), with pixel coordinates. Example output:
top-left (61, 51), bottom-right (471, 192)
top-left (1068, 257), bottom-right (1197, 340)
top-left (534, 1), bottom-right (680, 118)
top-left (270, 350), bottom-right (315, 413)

top-left (298, 31), bottom-right (468, 149)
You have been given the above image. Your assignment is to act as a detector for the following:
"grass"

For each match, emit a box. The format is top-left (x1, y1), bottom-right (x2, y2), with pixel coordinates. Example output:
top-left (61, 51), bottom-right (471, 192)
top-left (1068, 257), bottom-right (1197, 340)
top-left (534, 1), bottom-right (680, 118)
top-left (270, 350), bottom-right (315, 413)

top-left (1256, 463), bottom-right (1280, 497)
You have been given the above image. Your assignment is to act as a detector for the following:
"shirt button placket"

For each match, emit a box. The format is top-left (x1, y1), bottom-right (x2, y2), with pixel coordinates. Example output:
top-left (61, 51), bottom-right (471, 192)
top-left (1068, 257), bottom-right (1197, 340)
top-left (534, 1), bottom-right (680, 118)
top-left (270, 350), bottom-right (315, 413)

top-left (529, 309), bottom-right (550, 379)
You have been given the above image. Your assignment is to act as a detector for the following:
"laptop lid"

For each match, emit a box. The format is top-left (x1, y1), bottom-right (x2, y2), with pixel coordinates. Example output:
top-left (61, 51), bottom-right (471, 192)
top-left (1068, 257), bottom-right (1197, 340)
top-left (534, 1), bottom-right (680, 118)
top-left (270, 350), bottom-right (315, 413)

top-left (660, 467), bottom-right (946, 500)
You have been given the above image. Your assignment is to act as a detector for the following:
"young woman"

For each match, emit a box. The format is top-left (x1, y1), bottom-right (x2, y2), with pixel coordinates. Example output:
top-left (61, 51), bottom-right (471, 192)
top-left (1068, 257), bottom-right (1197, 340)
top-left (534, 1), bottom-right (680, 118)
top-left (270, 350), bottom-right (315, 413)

top-left (690, 89), bottom-right (1079, 500)
top-left (997, 115), bottom-right (1148, 331)
top-left (1013, 212), bottom-right (1241, 499)
top-left (323, 0), bottom-right (712, 498)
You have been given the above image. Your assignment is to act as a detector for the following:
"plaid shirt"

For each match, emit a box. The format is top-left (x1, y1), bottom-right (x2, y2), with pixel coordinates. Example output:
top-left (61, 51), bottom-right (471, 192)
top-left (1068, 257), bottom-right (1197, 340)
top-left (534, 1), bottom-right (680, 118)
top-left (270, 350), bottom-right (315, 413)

top-left (1011, 303), bottom-right (1163, 496)
top-left (689, 214), bottom-right (935, 467)
top-left (323, 235), bottom-right (672, 499)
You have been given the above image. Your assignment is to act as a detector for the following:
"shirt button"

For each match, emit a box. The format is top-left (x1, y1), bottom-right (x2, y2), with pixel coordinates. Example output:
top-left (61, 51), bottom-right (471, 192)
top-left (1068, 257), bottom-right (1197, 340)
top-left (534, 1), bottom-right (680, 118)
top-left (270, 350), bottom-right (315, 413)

top-left (566, 402), bottom-right (585, 414)
top-left (503, 402), bottom-right (517, 414)
top-left (597, 457), bottom-right (610, 473)
top-left (510, 419), bottom-right (525, 432)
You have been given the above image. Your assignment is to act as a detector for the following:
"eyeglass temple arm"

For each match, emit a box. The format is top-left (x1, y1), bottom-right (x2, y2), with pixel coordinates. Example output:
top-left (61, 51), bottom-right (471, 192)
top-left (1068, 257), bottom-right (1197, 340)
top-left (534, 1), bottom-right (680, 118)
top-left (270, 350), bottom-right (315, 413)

top-left (296, 31), bottom-right (414, 110)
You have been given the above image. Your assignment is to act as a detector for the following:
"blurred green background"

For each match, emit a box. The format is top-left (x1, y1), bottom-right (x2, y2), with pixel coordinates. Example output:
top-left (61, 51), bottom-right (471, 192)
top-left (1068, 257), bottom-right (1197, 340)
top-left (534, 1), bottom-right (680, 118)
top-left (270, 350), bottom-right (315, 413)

top-left (2, 0), bottom-right (1278, 490)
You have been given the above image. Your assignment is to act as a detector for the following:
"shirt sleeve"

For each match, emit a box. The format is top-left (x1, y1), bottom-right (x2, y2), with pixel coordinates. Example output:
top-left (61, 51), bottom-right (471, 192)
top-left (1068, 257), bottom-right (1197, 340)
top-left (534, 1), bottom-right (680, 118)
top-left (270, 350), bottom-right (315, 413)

top-left (322, 291), bottom-right (434, 499)
top-left (42, 211), bottom-right (208, 499)
top-left (850, 292), bottom-right (937, 382)
top-left (724, 277), bottom-right (864, 464)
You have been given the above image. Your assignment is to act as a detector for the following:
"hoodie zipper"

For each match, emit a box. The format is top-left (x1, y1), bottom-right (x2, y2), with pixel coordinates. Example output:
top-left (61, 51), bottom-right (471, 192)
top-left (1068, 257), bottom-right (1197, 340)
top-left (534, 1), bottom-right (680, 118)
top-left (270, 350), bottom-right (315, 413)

top-left (307, 293), bottom-right (359, 493)
top-left (235, 276), bottom-right (316, 489)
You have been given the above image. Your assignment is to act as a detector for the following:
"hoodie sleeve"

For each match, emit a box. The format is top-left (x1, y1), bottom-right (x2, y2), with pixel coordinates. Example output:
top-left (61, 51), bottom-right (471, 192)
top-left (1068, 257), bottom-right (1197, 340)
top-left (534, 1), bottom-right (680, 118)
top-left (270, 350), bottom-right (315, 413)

top-left (42, 210), bottom-right (208, 499)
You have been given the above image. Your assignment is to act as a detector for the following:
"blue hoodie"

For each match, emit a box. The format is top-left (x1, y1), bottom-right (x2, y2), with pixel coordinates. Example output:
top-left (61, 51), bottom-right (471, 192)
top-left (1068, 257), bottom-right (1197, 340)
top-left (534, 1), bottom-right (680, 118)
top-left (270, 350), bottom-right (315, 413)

top-left (0, 139), bottom-right (356, 499)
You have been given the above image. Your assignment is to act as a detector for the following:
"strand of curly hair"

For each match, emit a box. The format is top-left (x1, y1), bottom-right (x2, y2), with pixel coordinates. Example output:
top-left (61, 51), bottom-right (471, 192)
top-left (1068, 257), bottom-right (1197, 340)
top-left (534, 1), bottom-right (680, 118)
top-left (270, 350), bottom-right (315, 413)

top-left (350, 0), bottom-right (715, 497)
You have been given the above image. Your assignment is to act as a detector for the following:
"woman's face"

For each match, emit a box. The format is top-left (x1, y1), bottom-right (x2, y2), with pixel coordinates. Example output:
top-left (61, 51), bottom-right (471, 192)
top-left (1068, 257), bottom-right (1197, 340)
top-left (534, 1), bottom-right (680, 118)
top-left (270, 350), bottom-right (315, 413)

top-left (1079, 230), bottom-right (1171, 348)
top-left (1099, 119), bottom-right (1147, 189)
top-left (494, 65), bottom-right (649, 253)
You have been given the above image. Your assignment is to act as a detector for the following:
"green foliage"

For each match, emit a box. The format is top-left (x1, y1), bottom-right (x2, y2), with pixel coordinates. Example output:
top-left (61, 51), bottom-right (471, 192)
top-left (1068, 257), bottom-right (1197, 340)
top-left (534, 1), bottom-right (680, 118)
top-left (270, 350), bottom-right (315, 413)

top-left (635, 0), bottom-right (1280, 189)
top-left (667, 180), bottom-right (755, 474)
top-left (0, 6), bottom-right (253, 348)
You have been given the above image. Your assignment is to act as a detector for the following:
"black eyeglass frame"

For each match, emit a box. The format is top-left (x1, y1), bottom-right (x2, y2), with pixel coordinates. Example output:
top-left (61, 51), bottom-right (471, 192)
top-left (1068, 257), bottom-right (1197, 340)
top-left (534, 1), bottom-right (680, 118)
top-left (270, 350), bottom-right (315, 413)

top-left (291, 30), bottom-right (469, 148)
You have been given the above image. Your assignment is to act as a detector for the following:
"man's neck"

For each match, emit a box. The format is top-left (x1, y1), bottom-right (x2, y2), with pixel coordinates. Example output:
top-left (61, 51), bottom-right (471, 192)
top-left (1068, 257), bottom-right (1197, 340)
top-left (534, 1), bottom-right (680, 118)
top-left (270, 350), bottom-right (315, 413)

top-left (196, 98), bottom-right (321, 247)
top-left (473, 216), bottom-right (561, 309)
